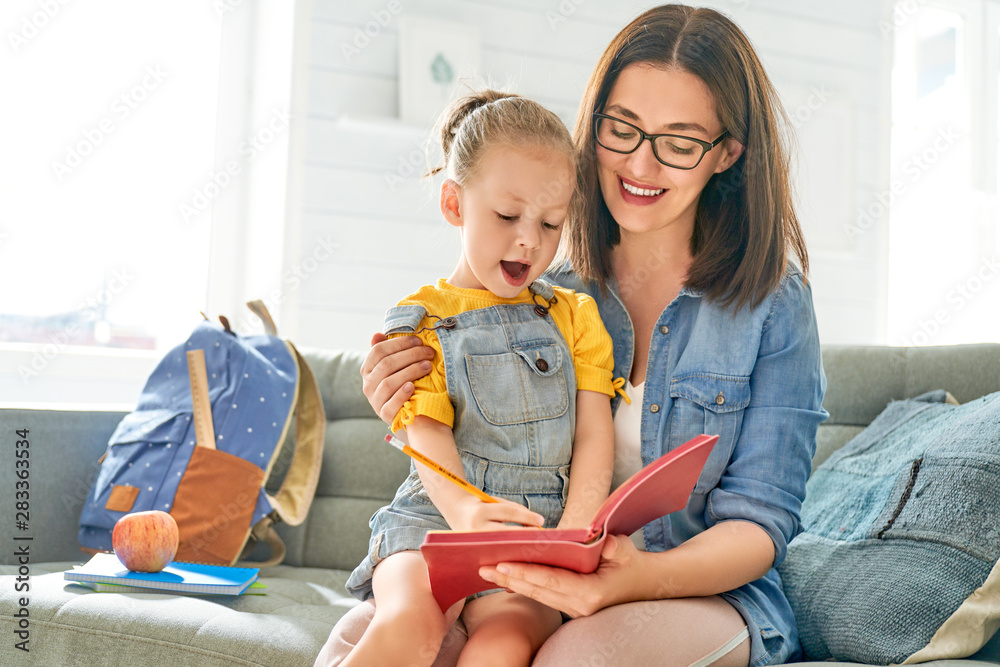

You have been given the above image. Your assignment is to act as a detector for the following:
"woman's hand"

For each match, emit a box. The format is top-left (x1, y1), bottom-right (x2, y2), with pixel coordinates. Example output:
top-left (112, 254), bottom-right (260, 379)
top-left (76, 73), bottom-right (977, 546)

top-left (360, 332), bottom-right (435, 424)
top-left (478, 534), bottom-right (644, 618)
top-left (479, 521), bottom-right (775, 618)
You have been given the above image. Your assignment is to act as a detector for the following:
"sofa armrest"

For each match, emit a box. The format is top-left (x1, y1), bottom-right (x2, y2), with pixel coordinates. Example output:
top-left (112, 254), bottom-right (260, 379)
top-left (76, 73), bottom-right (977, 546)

top-left (0, 407), bottom-right (126, 565)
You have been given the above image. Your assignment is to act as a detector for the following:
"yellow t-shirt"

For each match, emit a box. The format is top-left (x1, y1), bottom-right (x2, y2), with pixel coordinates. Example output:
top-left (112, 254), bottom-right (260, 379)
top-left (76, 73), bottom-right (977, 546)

top-left (391, 279), bottom-right (615, 432)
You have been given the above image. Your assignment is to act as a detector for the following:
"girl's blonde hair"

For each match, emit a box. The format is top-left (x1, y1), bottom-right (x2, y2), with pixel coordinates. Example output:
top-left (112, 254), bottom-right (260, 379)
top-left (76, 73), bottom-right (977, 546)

top-left (428, 89), bottom-right (575, 184)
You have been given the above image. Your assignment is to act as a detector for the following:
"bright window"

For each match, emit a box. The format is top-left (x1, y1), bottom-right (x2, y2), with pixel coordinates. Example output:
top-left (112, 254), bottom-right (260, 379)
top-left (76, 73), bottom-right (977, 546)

top-left (2, 2), bottom-right (297, 405)
top-left (887, 0), bottom-right (1000, 345)
top-left (1, 2), bottom-right (222, 355)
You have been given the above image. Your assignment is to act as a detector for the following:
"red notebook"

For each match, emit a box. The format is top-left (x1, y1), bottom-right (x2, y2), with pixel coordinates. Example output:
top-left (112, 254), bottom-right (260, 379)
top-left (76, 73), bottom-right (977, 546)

top-left (420, 433), bottom-right (718, 611)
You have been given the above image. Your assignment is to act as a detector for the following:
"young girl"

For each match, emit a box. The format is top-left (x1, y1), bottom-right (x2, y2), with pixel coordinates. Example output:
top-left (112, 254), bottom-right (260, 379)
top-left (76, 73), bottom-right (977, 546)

top-left (333, 91), bottom-right (618, 667)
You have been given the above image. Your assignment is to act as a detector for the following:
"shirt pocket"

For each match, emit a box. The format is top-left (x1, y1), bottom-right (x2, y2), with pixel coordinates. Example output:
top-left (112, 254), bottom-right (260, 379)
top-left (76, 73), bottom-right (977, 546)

top-left (466, 341), bottom-right (569, 426)
top-left (668, 373), bottom-right (750, 493)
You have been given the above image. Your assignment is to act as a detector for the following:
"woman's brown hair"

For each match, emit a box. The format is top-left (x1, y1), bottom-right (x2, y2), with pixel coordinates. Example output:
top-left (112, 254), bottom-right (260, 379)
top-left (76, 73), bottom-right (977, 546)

top-left (565, 4), bottom-right (808, 311)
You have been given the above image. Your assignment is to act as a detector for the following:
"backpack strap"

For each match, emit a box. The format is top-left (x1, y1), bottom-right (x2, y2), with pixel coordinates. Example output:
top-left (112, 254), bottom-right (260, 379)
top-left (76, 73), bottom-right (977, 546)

top-left (265, 340), bottom-right (325, 527)
top-left (237, 302), bottom-right (325, 566)
top-left (240, 514), bottom-right (287, 568)
top-left (237, 341), bottom-right (324, 567)
top-left (247, 299), bottom-right (278, 336)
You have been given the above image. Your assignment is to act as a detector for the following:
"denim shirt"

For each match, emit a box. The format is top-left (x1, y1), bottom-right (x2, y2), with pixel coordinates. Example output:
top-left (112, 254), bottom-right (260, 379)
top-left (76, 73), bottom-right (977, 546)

top-left (548, 264), bottom-right (828, 667)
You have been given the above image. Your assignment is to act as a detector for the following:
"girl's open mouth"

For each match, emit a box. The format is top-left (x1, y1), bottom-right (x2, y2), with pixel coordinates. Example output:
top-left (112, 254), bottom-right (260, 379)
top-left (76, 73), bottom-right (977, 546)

top-left (501, 260), bottom-right (530, 286)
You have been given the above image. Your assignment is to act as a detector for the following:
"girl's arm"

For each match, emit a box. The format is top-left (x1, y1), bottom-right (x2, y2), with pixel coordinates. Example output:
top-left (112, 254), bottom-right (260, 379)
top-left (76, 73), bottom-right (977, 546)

top-left (405, 415), bottom-right (545, 530)
top-left (557, 390), bottom-right (614, 529)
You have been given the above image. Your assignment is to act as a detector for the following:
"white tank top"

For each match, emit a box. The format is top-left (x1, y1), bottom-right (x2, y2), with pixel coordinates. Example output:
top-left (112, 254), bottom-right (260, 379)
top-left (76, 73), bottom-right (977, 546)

top-left (612, 379), bottom-right (647, 551)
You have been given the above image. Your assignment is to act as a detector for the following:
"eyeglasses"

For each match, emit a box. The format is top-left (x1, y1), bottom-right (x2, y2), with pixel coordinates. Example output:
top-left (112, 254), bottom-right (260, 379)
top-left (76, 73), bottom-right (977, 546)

top-left (592, 113), bottom-right (729, 170)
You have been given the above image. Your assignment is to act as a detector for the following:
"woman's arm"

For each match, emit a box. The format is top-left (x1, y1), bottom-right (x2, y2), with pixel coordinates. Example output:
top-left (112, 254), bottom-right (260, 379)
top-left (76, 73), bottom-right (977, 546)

top-left (482, 273), bottom-right (825, 617)
top-left (361, 333), bottom-right (435, 425)
top-left (405, 416), bottom-right (545, 530)
top-left (557, 390), bottom-right (614, 529)
top-left (480, 519), bottom-right (773, 618)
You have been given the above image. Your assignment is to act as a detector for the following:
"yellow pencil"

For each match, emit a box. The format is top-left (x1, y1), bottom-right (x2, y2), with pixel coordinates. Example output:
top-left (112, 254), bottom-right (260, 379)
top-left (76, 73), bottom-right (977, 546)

top-left (384, 434), bottom-right (499, 504)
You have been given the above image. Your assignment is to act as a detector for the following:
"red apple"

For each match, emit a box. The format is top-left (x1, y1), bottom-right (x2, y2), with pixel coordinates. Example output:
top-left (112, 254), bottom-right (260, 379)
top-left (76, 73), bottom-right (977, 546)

top-left (112, 510), bottom-right (180, 573)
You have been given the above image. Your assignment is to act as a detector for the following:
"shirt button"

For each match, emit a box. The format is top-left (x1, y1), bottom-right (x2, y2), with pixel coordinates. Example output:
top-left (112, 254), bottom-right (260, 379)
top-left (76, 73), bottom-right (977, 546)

top-left (649, 404), bottom-right (660, 413)
top-left (660, 325), bottom-right (669, 334)
top-left (715, 391), bottom-right (725, 405)
top-left (535, 359), bottom-right (549, 372)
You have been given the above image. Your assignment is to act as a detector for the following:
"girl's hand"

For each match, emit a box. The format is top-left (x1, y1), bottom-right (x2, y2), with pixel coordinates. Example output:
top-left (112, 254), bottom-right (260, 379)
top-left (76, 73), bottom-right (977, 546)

top-left (477, 534), bottom-right (644, 618)
top-left (360, 332), bottom-right (435, 424)
top-left (445, 495), bottom-right (546, 532)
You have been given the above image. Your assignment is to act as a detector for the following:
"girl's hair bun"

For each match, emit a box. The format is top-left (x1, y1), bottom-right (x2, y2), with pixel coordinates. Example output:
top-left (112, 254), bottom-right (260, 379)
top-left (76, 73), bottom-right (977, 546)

top-left (426, 88), bottom-right (574, 182)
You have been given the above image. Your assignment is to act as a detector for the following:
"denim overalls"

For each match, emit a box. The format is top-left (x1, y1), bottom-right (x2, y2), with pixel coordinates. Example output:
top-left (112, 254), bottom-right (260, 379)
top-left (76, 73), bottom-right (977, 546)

top-left (346, 280), bottom-right (576, 600)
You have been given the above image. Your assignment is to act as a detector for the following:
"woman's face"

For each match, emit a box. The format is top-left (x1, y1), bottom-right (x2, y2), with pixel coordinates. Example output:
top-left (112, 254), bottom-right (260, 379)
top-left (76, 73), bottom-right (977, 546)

top-left (596, 62), bottom-right (742, 241)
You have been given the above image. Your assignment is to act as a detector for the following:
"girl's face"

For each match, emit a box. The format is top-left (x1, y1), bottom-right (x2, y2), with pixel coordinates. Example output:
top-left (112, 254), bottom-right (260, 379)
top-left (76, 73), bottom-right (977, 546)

top-left (596, 63), bottom-right (742, 240)
top-left (442, 144), bottom-right (574, 299)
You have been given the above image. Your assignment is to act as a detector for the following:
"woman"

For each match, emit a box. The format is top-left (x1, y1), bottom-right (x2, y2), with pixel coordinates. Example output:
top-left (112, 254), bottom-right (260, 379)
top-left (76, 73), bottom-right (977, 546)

top-left (327, 5), bottom-right (826, 666)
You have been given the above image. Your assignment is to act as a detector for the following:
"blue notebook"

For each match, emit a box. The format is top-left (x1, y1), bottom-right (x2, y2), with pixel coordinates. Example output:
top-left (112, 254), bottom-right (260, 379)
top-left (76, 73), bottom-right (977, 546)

top-left (69, 580), bottom-right (268, 596)
top-left (64, 553), bottom-right (259, 595)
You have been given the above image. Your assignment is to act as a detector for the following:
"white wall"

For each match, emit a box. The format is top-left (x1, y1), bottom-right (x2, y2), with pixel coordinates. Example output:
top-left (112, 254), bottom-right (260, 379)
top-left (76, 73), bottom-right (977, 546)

top-left (282, 0), bottom-right (893, 352)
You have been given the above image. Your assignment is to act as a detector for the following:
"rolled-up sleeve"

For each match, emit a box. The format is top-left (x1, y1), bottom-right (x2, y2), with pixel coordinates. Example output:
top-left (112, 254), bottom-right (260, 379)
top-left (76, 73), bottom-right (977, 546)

top-left (705, 272), bottom-right (828, 567)
top-left (389, 328), bottom-right (454, 433)
top-left (570, 293), bottom-right (616, 397)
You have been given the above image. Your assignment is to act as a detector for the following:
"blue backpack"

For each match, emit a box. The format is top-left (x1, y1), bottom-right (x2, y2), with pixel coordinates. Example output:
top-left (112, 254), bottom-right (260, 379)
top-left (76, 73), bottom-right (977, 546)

top-left (78, 301), bottom-right (325, 566)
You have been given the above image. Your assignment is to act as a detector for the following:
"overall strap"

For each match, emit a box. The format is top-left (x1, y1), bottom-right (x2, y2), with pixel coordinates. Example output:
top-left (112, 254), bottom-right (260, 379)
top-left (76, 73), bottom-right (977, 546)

top-left (529, 278), bottom-right (555, 301)
top-left (384, 305), bottom-right (428, 335)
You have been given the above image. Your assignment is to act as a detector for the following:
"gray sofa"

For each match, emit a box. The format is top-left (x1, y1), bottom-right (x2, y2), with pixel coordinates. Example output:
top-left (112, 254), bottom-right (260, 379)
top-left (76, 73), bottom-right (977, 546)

top-left (2, 345), bottom-right (999, 666)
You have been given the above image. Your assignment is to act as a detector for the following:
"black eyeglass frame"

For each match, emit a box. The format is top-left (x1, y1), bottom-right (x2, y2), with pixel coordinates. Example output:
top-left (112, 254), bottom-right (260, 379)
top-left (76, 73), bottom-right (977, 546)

top-left (592, 112), bottom-right (730, 170)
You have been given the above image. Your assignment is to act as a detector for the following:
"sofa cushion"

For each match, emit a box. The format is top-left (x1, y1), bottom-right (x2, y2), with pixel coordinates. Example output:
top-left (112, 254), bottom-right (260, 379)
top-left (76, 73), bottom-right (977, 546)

top-left (0, 561), bottom-right (357, 667)
top-left (0, 408), bottom-right (126, 564)
top-left (779, 390), bottom-right (1000, 664)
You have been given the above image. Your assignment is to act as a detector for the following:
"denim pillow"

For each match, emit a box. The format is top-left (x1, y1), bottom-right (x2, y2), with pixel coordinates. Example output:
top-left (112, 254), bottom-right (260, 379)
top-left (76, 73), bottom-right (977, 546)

top-left (779, 390), bottom-right (1000, 664)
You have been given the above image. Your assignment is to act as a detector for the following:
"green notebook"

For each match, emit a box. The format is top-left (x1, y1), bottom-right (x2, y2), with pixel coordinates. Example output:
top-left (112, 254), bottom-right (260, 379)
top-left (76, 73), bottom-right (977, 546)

top-left (64, 553), bottom-right (259, 595)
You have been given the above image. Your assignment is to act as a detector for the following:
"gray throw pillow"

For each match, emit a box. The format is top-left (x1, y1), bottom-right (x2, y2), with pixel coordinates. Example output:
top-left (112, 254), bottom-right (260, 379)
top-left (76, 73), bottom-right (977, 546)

top-left (779, 390), bottom-right (1000, 664)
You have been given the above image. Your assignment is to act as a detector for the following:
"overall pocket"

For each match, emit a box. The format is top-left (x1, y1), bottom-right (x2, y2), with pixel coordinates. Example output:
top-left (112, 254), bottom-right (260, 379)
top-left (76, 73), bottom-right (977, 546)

top-left (668, 373), bottom-right (749, 493)
top-left (466, 341), bottom-right (569, 425)
top-left (395, 470), bottom-right (435, 507)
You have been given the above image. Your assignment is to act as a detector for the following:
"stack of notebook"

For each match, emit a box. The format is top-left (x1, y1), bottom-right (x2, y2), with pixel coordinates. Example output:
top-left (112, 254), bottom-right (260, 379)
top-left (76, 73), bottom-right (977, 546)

top-left (64, 553), bottom-right (263, 596)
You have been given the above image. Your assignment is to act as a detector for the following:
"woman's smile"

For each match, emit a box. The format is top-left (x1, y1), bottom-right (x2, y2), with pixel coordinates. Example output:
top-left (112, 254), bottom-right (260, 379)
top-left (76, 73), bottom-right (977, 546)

top-left (618, 176), bottom-right (667, 205)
